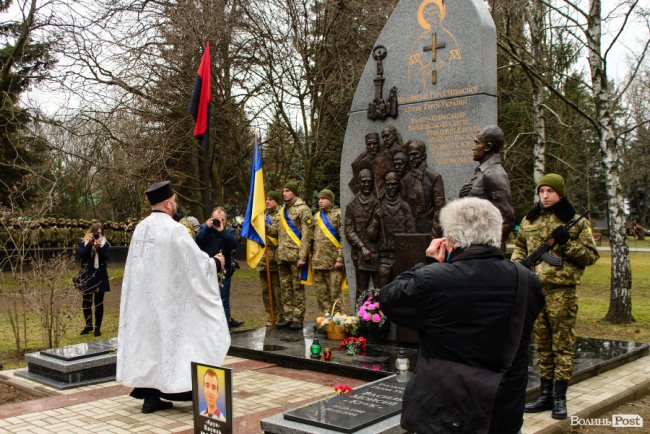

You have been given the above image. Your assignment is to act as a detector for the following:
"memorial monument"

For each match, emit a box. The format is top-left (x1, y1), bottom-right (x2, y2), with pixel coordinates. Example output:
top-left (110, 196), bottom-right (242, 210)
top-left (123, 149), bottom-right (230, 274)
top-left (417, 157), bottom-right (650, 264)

top-left (341, 0), bottom-right (498, 303)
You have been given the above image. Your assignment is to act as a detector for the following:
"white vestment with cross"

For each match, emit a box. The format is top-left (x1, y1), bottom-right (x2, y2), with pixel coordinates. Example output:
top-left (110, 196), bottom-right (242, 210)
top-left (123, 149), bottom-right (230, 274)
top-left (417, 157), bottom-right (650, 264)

top-left (117, 212), bottom-right (230, 393)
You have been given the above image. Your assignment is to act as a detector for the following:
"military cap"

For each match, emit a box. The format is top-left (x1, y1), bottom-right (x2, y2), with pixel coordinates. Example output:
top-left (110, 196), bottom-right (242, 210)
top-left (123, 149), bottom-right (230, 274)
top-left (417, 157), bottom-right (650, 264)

top-left (537, 173), bottom-right (566, 197)
top-left (318, 189), bottom-right (335, 203)
top-left (283, 182), bottom-right (299, 196)
top-left (267, 191), bottom-right (281, 204)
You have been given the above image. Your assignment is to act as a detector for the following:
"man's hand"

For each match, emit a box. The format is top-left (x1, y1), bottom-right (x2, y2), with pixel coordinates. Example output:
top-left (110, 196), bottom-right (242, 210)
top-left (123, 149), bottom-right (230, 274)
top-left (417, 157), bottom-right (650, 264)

top-left (361, 246), bottom-right (372, 260)
top-left (207, 217), bottom-right (224, 232)
top-left (376, 208), bottom-right (385, 218)
top-left (214, 253), bottom-right (225, 270)
top-left (426, 238), bottom-right (449, 263)
top-left (335, 261), bottom-right (344, 270)
top-left (297, 259), bottom-right (306, 267)
top-left (551, 226), bottom-right (570, 246)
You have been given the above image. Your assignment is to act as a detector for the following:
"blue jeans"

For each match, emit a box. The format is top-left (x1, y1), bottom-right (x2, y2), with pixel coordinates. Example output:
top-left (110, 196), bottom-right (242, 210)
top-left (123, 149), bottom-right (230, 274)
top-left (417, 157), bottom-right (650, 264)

top-left (220, 276), bottom-right (231, 320)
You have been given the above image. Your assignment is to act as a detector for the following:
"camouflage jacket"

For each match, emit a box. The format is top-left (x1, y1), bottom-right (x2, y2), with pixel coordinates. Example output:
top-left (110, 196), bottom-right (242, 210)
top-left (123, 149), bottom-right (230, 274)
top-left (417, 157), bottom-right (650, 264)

top-left (257, 207), bottom-right (281, 271)
top-left (276, 197), bottom-right (313, 263)
top-left (510, 205), bottom-right (599, 289)
top-left (311, 206), bottom-right (344, 269)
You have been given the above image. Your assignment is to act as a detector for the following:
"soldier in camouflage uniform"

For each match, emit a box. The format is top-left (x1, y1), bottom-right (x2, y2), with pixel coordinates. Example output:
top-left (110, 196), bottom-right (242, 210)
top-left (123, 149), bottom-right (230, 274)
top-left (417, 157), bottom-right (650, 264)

top-left (311, 189), bottom-right (345, 314)
top-left (511, 173), bottom-right (599, 420)
top-left (276, 182), bottom-right (313, 331)
top-left (257, 191), bottom-right (283, 326)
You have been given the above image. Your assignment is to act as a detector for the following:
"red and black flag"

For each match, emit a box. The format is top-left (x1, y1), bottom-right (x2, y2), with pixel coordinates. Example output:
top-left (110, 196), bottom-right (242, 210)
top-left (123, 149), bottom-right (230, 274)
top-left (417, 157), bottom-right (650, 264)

top-left (188, 41), bottom-right (211, 150)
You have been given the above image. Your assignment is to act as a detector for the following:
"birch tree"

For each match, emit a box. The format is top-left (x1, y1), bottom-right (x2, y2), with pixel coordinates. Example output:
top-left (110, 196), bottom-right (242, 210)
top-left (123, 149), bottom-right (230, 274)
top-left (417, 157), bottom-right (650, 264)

top-left (499, 0), bottom-right (649, 323)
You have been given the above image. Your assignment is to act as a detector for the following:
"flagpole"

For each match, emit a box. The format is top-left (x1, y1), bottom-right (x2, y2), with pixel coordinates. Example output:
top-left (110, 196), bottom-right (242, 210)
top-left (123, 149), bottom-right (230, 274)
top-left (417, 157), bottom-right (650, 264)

top-left (265, 246), bottom-right (275, 328)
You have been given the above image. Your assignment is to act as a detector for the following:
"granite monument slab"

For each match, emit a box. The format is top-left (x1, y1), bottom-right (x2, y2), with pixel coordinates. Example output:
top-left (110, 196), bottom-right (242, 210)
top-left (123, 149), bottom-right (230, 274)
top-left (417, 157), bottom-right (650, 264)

top-left (341, 0), bottom-right (497, 303)
top-left (15, 338), bottom-right (118, 389)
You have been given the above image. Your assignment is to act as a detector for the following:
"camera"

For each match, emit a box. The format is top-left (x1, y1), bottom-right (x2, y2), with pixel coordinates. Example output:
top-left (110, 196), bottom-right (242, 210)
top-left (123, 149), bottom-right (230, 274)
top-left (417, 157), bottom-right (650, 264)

top-left (92, 232), bottom-right (101, 240)
top-left (211, 218), bottom-right (221, 229)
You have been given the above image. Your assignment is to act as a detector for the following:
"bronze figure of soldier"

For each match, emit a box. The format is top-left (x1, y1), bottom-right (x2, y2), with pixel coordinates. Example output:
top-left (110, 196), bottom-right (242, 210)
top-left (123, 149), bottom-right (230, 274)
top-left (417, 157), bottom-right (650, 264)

top-left (367, 171), bottom-right (416, 287)
top-left (459, 125), bottom-right (515, 247)
top-left (400, 140), bottom-right (446, 236)
top-left (350, 132), bottom-right (393, 198)
top-left (381, 125), bottom-right (404, 156)
top-left (344, 169), bottom-right (380, 294)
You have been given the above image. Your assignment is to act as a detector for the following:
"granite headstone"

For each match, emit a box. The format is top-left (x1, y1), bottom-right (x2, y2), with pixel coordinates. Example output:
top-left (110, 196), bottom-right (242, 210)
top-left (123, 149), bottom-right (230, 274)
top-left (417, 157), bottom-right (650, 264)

top-left (341, 0), bottom-right (497, 303)
top-left (283, 375), bottom-right (406, 433)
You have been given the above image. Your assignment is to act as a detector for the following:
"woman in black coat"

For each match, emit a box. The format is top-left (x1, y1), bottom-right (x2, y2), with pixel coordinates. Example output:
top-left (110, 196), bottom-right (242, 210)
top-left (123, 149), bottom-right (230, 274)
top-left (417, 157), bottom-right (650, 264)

top-left (77, 222), bottom-right (111, 336)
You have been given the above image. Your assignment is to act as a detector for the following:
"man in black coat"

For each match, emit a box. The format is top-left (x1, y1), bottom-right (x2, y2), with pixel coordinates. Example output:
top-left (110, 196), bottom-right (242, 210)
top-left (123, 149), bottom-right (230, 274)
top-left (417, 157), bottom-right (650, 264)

top-left (380, 197), bottom-right (544, 434)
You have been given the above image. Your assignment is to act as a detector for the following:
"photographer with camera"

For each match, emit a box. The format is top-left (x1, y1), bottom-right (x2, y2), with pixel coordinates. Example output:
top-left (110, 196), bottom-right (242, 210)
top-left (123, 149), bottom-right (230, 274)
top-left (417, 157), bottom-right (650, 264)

top-left (196, 207), bottom-right (242, 328)
top-left (77, 222), bottom-right (111, 336)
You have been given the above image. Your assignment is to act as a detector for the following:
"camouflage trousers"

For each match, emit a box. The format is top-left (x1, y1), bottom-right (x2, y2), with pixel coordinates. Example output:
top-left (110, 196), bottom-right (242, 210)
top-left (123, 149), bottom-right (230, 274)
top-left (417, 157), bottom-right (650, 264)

top-left (277, 262), bottom-right (305, 323)
top-left (259, 270), bottom-right (282, 323)
top-left (533, 286), bottom-right (578, 381)
top-left (312, 269), bottom-right (344, 314)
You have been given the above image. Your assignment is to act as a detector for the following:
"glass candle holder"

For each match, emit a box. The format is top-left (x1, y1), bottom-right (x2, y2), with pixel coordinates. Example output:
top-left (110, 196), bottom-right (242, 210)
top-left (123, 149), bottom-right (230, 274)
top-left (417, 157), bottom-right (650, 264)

top-left (395, 348), bottom-right (410, 374)
top-left (310, 337), bottom-right (322, 357)
top-left (323, 348), bottom-right (332, 361)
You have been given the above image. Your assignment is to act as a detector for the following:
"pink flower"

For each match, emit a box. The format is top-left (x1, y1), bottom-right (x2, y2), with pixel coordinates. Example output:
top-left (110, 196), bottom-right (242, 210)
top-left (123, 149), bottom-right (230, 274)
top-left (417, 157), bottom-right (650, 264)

top-left (363, 313), bottom-right (371, 321)
top-left (371, 314), bottom-right (381, 323)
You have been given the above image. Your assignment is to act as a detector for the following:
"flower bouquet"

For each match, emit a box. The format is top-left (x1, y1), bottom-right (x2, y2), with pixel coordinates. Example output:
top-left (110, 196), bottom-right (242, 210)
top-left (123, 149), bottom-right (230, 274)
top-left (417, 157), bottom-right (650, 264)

top-left (316, 300), bottom-right (359, 339)
top-left (356, 290), bottom-right (389, 343)
top-left (340, 336), bottom-right (367, 356)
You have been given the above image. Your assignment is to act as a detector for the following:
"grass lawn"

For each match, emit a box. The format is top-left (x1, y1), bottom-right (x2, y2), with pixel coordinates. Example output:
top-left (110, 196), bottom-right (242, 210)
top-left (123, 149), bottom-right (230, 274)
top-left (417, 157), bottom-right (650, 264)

top-left (576, 251), bottom-right (650, 343)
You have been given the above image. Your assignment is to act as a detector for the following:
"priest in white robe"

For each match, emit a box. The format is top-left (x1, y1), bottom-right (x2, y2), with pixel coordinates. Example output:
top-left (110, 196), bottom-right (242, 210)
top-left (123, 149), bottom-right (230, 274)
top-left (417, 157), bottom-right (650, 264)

top-left (117, 181), bottom-right (231, 413)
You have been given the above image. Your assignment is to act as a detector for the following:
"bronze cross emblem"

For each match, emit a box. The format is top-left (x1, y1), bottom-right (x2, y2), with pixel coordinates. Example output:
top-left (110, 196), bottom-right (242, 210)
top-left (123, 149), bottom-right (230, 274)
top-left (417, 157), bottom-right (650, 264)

top-left (423, 32), bottom-right (446, 84)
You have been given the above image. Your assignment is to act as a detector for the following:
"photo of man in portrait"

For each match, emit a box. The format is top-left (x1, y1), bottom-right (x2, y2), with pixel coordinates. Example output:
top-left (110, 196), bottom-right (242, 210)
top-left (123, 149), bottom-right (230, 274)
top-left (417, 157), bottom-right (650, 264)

top-left (199, 368), bottom-right (226, 422)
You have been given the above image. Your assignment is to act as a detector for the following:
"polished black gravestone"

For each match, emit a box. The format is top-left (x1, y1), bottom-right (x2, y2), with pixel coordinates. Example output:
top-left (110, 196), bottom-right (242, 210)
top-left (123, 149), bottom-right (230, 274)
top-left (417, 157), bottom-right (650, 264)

top-left (248, 326), bottom-right (647, 433)
top-left (393, 233), bottom-right (431, 344)
top-left (15, 338), bottom-right (117, 389)
top-left (231, 325), bottom-right (648, 401)
top-left (283, 375), bottom-right (406, 433)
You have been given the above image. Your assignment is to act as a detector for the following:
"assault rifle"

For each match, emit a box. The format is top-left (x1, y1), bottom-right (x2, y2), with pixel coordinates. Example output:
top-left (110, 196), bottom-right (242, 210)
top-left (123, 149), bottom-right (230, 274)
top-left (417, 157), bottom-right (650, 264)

top-left (520, 209), bottom-right (590, 269)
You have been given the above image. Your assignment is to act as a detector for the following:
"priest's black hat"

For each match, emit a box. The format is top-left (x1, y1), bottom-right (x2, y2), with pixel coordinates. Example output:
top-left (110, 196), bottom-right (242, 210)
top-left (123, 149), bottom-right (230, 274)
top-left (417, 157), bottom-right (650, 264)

top-left (145, 181), bottom-right (174, 205)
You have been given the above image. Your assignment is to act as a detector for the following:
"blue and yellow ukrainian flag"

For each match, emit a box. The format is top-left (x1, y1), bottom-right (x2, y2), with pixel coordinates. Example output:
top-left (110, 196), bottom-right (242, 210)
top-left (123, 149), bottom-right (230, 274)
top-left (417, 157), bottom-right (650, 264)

top-left (241, 138), bottom-right (266, 267)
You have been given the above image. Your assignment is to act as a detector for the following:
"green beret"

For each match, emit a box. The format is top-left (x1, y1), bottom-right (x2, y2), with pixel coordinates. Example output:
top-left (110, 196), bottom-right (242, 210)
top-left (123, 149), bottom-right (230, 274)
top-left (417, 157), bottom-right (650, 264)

top-left (318, 189), bottom-right (335, 203)
top-left (537, 173), bottom-right (566, 197)
top-left (283, 182), bottom-right (299, 196)
top-left (267, 191), bottom-right (281, 203)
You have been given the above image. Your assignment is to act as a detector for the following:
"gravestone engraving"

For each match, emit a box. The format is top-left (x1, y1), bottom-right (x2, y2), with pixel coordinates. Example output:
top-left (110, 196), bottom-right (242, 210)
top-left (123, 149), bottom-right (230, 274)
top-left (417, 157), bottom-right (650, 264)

top-left (283, 375), bottom-right (405, 433)
top-left (342, 0), bottom-right (497, 304)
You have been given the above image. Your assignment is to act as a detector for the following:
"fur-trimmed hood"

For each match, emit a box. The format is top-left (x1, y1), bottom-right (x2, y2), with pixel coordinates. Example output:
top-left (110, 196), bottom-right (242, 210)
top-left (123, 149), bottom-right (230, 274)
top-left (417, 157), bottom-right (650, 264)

top-left (525, 197), bottom-right (576, 223)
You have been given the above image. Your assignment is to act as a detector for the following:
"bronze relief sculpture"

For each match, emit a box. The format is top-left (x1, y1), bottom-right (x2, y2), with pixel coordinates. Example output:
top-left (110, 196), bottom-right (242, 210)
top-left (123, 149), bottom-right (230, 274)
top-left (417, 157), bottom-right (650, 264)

top-left (367, 46), bottom-right (398, 121)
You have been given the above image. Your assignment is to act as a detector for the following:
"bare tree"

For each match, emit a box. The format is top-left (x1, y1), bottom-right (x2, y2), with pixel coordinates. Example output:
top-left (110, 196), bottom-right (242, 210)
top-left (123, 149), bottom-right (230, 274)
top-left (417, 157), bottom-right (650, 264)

top-left (245, 0), bottom-right (396, 203)
top-left (498, 0), bottom-right (650, 323)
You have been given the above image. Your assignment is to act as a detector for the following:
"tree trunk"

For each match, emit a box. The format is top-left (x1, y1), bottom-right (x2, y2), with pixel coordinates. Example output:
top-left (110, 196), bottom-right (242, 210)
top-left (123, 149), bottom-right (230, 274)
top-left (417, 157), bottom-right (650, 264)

top-left (587, 0), bottom-right (634, 323)
top-left (526, 0), bottom-right (547, 188)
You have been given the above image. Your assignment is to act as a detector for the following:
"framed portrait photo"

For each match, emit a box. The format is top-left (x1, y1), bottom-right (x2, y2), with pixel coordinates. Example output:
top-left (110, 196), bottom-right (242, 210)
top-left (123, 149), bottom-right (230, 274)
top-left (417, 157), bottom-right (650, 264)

top-left (192, 362), bottom-right (232, 434)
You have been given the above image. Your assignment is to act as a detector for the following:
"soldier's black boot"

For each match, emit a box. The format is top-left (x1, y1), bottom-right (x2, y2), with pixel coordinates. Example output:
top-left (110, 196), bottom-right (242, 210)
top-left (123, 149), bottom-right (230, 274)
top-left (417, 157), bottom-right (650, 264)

top-left (524, 378), bottom-right (554, 413)
top-left (552, 380), bottom-right (569, 420)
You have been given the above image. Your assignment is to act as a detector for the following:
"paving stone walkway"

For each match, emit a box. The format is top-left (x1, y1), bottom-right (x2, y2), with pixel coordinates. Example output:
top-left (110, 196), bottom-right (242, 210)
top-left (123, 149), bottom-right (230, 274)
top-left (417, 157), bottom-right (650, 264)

top-left (1, 354), bottom-right (649, 433)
